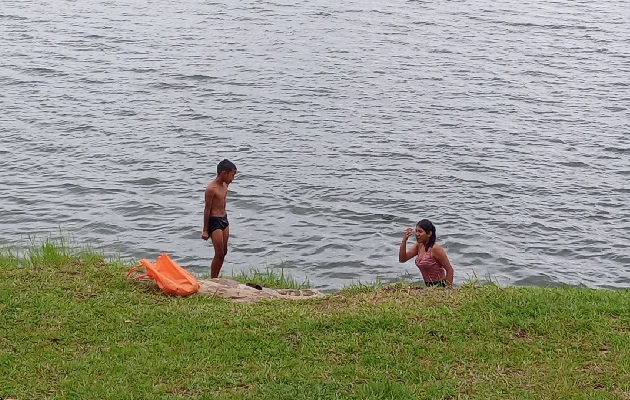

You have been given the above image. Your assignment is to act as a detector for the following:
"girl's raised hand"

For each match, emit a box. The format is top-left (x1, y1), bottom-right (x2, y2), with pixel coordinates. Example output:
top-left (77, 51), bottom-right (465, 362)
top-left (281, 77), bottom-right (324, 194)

top-left (403, 227), bottom-right (414, 241)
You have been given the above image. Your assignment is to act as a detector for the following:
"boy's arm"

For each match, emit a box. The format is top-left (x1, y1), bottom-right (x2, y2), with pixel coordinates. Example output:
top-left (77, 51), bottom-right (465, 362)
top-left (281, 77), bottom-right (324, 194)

top-left (201, 187), bottom-right (215, 240)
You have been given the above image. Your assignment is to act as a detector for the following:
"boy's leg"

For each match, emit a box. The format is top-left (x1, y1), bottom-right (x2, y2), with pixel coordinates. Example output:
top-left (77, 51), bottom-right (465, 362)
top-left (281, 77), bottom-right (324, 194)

top-left (210, 229), bottom-right (225, 278)
top-left (223, 226), bottom-right (230, 256)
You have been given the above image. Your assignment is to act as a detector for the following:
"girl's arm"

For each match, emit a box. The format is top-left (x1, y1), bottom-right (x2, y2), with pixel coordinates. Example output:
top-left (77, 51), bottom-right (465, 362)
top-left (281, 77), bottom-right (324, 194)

top-left (432, 244), bottom-right (454, 286)
top-left (399, 229), bottom-right (419, 263)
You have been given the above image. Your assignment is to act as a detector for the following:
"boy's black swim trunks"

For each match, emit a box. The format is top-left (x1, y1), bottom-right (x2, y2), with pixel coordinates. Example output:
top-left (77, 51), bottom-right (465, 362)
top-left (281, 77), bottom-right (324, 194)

top-left (208, 214), bottom-right (229, 233)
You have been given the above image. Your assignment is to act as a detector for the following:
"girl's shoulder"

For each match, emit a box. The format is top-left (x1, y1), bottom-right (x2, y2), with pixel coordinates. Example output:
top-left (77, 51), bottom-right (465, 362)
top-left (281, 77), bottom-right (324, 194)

top-left (431, 243), bottom-right (445, 254)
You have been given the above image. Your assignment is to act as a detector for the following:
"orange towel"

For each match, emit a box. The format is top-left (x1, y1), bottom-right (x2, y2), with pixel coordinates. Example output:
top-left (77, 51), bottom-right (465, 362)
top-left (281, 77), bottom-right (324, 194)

top-left (127, 253), bottom-right (200, 296)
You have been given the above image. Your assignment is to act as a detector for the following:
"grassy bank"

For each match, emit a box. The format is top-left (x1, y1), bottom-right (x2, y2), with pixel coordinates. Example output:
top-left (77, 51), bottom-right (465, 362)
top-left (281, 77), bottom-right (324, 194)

top-left (1, 241), bottom-right (629, 399)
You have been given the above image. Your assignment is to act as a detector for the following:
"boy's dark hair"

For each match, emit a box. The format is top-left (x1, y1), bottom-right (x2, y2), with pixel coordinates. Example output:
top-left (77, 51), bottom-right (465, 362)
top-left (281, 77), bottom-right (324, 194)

top-left (416, 219), bottom-right (436, 250)
top-left (217, 159), bottom-right (237, 175)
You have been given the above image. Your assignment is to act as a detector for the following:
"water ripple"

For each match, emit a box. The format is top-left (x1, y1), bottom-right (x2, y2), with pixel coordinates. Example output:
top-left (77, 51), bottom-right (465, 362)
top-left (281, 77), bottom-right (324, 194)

top-left (1, 0), bottom-right (629, 289)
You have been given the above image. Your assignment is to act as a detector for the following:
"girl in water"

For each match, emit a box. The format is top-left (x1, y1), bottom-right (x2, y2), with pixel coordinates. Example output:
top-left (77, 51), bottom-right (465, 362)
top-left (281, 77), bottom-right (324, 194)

top-left (399, 219), bottom-right (454, 287)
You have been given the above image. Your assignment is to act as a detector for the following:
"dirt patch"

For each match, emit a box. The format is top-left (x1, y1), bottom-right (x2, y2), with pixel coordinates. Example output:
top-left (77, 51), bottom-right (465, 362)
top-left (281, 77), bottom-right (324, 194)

top-left (197, 278), bottom-right (326, 303)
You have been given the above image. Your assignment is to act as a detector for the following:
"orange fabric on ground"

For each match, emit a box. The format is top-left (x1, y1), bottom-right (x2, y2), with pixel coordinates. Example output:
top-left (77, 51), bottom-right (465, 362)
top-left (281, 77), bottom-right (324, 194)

top-left (127, 253), bottom-right (200, 297)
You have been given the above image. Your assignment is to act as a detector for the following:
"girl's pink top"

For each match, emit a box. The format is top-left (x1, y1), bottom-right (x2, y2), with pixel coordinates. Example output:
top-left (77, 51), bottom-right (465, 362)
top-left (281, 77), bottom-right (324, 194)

top-left (415, 247), bottom-right (446, 282)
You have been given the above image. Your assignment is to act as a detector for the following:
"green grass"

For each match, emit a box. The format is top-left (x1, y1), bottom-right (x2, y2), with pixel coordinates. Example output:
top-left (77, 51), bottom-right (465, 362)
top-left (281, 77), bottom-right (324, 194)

top-left (1, 240), bottom-right (630, 399)
top-left (224, 264), bottom-right (310, 290)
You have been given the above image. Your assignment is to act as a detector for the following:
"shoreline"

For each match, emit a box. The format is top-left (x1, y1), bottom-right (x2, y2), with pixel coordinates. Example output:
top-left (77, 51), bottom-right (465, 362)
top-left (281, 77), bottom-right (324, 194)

top-left (2, 236), bottom-right (624, 293)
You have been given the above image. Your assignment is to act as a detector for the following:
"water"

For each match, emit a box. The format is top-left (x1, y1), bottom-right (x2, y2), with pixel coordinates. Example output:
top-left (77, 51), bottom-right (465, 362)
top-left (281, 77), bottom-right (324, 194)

top-left (1, 0), bottom-right (629, 290)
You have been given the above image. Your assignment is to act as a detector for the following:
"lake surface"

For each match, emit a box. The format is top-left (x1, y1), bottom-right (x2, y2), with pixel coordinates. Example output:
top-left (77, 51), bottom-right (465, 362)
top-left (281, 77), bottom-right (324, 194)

top-left (1, 0), bottom-right (629, 290)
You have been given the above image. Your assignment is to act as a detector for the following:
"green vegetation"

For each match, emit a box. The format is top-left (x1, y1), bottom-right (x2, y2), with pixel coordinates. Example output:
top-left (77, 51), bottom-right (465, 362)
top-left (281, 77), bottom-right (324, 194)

top-left (225, 264), bottom-right (310, 290)
top-left (1, 240), bottom-right (629, 399)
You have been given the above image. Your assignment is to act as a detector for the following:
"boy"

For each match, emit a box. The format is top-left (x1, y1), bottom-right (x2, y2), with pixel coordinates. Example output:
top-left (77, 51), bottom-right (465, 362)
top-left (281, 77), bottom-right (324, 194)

top-left (201, 159), bottom-right (237, 278)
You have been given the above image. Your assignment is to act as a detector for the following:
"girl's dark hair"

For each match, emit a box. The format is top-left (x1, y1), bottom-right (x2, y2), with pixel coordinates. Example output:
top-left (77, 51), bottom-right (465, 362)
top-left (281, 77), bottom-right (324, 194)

top-left (416, 219), bottom-right (436, 250)
top-left (217, 159), bottom-right (237, 175)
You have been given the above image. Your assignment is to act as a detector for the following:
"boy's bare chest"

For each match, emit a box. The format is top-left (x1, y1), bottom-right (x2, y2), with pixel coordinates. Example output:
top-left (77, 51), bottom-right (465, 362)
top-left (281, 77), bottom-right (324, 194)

top-left (213, 186), bottom-right (228, 201)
